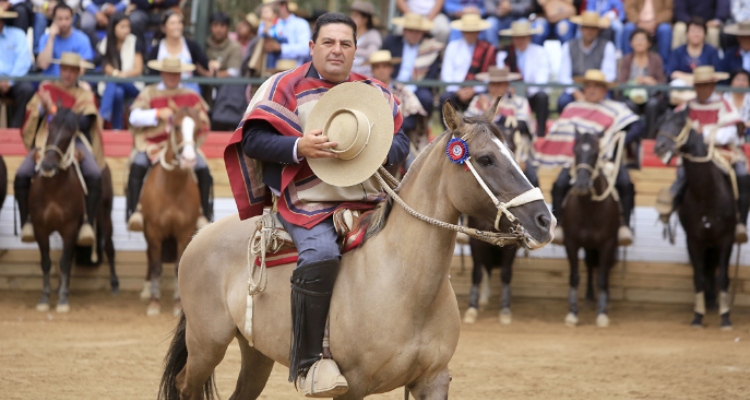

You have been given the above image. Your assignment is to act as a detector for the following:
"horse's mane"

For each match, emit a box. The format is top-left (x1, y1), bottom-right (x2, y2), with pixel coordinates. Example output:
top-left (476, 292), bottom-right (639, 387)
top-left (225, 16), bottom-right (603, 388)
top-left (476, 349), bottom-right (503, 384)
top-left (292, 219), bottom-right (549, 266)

top-left (49, 108), bottom-right (79, 139)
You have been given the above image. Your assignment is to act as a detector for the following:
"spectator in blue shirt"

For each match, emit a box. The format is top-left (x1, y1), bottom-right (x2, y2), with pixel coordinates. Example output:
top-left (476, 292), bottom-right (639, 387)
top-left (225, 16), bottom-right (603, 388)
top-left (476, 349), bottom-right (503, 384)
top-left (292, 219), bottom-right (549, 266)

top-left (260, 0), bottom-right (311, 66)
top-left (81, 0), bottom-right (128, 47)
top-left (31, 0), bottom-right (81, 55)
top-left (722, 21), bottom-right (750, 76)
top-left (667, 17), bottom-right (722, 81)
top-left (672, 0), bottom-right (729, 50)
top-left (129, 0), bottom-right (179, 41)
top-left (37, 3), bottom-right (95, 77)
top-left (0, 9), bottom-right (34, 127)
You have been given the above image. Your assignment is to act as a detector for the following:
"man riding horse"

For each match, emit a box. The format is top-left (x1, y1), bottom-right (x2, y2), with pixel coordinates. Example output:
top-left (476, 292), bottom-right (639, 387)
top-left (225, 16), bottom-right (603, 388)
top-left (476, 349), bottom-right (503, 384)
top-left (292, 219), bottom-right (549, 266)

top-left (126, 58), bottom-right (212, 232)
top-left (15, 52), bottom-right (104, 246)
top-left (465, 65), bottom-right (538, 185)
top-left (224, 12), bottom-right (409, 397)
top-left (537, 69), bottom-right (644, 246)
top-left (656, 66), bottom-right (750, 244)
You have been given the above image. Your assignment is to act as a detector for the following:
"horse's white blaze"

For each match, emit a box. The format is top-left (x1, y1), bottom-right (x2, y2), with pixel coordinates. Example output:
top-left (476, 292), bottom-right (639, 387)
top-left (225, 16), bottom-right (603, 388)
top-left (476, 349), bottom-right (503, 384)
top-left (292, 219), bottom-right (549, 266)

top-left (181, 117), bottom-right (197, 162)
top-left (491, 137), bottom-right (531, 187)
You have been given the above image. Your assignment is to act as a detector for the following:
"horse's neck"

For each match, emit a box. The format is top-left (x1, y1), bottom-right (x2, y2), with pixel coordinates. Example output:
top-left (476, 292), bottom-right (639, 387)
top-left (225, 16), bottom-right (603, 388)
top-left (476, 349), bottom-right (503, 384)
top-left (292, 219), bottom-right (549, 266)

top-left (682, 132), bottom-right (727, 202)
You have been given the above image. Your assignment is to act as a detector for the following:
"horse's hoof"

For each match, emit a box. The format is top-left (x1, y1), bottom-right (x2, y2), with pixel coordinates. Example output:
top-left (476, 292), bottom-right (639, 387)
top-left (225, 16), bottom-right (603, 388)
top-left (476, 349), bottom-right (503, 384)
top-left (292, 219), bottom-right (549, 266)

top-left (139, 281), bottom-right (151, 301)
top-left (720, 324), bottom-right (733, 331)
top-left (463, 307), bottom-right (478, 324)
top-left (565, 312), bottom-right (578, 327)
top-left (36, 303), bottom-right (49, 312)
top-left (499, 308), bottom-right (512, 325)
top-left (147, 300), bottom-right (160, 317)
top-left (110, 288), bottom-right (120, 296)
top-left (691, 313), bottom-right (704, 328)
top-left (596, 314), bottom-right (610, 328)
top-left (56, 304), bottom-right (70, 313)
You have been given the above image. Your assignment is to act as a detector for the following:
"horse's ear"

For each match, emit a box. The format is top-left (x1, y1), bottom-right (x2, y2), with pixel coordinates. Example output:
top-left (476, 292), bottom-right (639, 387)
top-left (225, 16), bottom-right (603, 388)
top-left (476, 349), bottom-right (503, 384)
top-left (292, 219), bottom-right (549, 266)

top-left (442, 101), bottom-right (463, 132)
top-left (483, 95), bottom-right (502, 122)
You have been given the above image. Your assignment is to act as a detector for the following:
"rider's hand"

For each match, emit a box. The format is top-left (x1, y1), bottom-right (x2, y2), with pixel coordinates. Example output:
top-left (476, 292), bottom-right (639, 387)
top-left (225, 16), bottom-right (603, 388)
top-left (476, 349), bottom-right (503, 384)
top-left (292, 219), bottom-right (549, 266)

top-left (157, 108), bottom-right (174, 121)
top-left (297, 129), bottom-right (338, 159)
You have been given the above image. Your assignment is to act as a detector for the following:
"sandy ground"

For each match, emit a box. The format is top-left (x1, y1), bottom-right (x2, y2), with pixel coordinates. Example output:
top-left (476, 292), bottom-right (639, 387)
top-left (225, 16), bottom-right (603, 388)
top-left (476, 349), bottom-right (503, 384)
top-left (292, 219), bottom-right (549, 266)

top-left (1, 291), bottom-right (749, 400)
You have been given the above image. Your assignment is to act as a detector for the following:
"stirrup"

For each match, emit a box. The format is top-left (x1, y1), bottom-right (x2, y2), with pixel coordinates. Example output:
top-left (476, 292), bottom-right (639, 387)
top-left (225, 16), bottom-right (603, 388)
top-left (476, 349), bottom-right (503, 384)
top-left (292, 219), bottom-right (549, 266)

top-left (618, 225), bottom-right (634, 247)
top-left (128, 211), bottom-right (144, 232)
top-left (21, 222), bottom-right (35, 243)
top-left (297, 359), bottom-right (349, 398)
top-left (77, 223), bottom-right (96, 246)
top-left (552, 226), bottom-right (564, 245)
top-left (735, 224), bottom-right (748, 244)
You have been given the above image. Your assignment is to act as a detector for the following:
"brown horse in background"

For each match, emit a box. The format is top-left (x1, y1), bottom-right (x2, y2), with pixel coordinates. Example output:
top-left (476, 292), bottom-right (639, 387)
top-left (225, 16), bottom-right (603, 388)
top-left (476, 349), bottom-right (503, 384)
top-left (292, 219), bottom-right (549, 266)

top-left (29, 108), bottom-right (117, 313)
top-left (139, 106), bottom-right (203, 317)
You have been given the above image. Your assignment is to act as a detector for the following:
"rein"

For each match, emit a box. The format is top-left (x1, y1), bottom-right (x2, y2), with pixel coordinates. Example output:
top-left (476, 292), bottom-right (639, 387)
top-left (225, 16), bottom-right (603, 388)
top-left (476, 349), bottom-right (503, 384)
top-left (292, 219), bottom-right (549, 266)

top-left (158, 116), bottom-right (195, 171)
top-left (570, 131), bottom-right (626, 202)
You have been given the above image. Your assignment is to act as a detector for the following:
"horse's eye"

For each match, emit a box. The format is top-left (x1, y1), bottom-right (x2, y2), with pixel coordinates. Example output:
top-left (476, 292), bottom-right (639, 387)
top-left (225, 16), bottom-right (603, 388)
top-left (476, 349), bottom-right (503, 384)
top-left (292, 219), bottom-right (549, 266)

top-left (477, 155), bottom-right (493, 166)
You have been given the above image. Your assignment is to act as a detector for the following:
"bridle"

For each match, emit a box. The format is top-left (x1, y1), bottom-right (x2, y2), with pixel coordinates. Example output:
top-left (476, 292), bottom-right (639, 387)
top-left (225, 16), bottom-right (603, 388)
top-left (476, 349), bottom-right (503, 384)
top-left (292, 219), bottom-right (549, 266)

top-left (159, 115), bottom-right (196, 171)
top-left (570, 131), bottom-right (626, 202)
top-left (36, 117), bottom-right (88, 194)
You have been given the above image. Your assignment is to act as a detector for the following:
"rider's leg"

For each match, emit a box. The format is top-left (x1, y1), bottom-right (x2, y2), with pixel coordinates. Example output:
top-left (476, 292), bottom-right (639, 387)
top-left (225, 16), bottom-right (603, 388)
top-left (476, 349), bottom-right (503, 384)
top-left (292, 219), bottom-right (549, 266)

top-left (194, 154), bottom-right (213, 228)
top-left (734, 162), bottom-right (750, 243)
top-left (616, 166), bottom-right (635, 246)
top-left (126, 152), bottom-right (150, 231)
top-left (76, 140), bottom-right (102, 246)
top-left (278, 214), bottom-right (348, 397)
top-left (14, 152), bottom-right (36, 242)
top-left (551, 167), bottom-right (572, 244)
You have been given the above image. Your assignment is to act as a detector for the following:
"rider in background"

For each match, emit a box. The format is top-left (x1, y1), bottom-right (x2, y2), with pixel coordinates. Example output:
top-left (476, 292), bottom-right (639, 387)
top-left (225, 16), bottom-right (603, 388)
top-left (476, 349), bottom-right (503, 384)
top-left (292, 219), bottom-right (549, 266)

top-left (15, 52), bottom-right (103, 246)
top-left (125, 58), bottom-right (212, 232)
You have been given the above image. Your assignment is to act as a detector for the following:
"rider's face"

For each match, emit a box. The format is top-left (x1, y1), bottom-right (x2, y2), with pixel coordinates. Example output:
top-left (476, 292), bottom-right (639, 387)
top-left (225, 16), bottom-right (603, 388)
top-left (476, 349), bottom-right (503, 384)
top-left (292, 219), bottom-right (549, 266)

top-left (309, 23), bottom-right (356, 82)
top-left (583, 82), bottom-right (607, 103)
top-left (695, 82), bottom-right (715, 102)
top-left (60, 65), bottom-right (80, 88)
top-left (161, 71), bottom-right (182, 89)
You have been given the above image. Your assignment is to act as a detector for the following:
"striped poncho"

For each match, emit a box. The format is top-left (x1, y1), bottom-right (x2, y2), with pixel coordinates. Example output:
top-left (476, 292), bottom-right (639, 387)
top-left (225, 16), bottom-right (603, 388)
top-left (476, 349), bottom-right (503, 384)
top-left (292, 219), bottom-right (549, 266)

top-left (535, 99), bottom-right (639, 167)
top-left (224, 62), bottom-right (404, 228)
top-left (676, 94), bottom-right (743, 146)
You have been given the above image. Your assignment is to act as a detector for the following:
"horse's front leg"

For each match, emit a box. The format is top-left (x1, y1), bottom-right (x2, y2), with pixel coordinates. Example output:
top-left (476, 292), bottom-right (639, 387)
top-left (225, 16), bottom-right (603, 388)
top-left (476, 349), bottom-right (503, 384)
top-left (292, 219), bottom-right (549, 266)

top-left (408, 369), bottom-right (451, 400)
top-left (564, 241), bottom-right (580, 327)
top-left (172, 232), bottom-right (193, 317)
top-left (35, 234), bottom-right (52, 312)
top-left (717, 240), bottom-right (734, 330)
top-left (687, 240), bottom-right (706, 327)
top-left (145, 229), bottom-right (163, 316)
top-left (596, 243), bottom-right (617, 328)
top-left (56, 234), bottom-right (76, 313)
top-left (463, 254), bottom-right (483, 324)
top-left (498, 248), bottom-right (516, 325)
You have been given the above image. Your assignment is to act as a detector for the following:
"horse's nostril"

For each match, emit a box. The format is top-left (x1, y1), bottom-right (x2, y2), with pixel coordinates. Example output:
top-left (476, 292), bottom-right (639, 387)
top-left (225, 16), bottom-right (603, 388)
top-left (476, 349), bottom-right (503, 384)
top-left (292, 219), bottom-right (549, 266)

top-left (536, 213), bottom-right (550, 229)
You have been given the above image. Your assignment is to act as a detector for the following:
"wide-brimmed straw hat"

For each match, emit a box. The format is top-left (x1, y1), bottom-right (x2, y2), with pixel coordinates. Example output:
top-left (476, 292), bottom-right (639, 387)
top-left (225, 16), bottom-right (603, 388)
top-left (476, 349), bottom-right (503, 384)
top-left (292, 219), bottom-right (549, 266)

top-left (724, 21), bottom-right (750, 36)
top-left (51, 52), bottom-right (94, 69)
top-left (574, 69), bottom-right (616, 87)
top-left (391, 13), bottom-right (434, 32)
top-left (350, 0), bottom-right (376, 15)
top-left (246, 13), bottom-right (259, 29)
top-left (570, 11), bottom-right (610, 29)
top-left (273, 59), bottom-right (298, 72)
top-left (364, 50), bottom-right (401, 65)
top-left (305, 82), bottom-right (395, 187)
top-left (450, 13), bottom-right (491, 32)
top-left (147, 57), bottom-right (196, 73)
top-left (692, 66), bottom-right (729, 84)
top-left (0, 9), bottom-right (18, 19)
top-left (476, 66), bottom-right (522, 83)
top-left (499, 20), bottom-right (542, 37)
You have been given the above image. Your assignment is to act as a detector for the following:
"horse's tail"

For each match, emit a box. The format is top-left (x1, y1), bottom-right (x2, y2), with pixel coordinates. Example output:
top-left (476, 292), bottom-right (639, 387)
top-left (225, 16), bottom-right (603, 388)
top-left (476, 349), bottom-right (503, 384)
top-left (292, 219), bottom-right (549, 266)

top-left (158, 313), bottom-right (218, 400)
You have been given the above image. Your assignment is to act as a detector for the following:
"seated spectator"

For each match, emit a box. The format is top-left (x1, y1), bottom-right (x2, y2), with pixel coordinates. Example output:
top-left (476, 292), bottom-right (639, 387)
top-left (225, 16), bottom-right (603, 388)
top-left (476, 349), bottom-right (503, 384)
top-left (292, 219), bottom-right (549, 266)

top-left (439, 14), bottom-right (495, 116)
top-left (146, 11), bottom-right (209, 94)
top-left (533, 0), bottom-right (576, 45)
top-left (667, 17), bottom-right (722, 82)
top-left (498, 20), bottom-right (550, 136)
top-left (384, 13), bottom-right (444, 115)
top-left (584, 0), bottom-right (625, 50)
top-left (259, 0), bottom-right (311, 67)
top-left (0, 8), bottom-right (34, 128)
top-left (98, 13), bottom-right (143, 129)
top-left (395, 0), bottom-right (450, 43)
top-left (0, 0), bottom-right (32, 32)
top-left (205, 12), bottom-right (246, 130)
top-left (32, 0), bottom-right (81, 55)
top-left (723, 21), bottom-right (750, 75)
top-left (622, 0), bottom-right (673, 63)
top-left (37, 3), bottom-right (94, 77)
top-left (672, 0), bottom-right (728, 50)
top-left (444, 0), bottom-right (487, 42)
top-left (236, 13), bottom-right (259, 59)
top-left (724, 0), bottom-right (750, 48)
top-left (557, 11), bottom-right (616, 112)
top-left (130, 0), bottom-right (179, 40)
top-left (81, 0), bottom-right (128, 48)
top-left (484, 0), bottom-right (536, 47)
top-left (723, 69), bottom-right (750, 139)
top-left (350, 0), bottom-right (382, 76)
top-left (617, 28), bottom-right (666, 138)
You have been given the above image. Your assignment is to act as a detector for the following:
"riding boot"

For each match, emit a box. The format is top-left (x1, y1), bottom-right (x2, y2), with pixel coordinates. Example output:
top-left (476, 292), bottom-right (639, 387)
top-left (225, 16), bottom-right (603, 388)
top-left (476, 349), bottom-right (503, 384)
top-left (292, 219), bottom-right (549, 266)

top-left (77, 176), bottom-right (102, 246)
top-left (735, 175), bottom-right (750, 244)
top-left (195, 168), bottom-right (213, 229)
top-left (617, 182), bottom-right (636, 247)
top-left (551, 180), bottom-right (569, 245)
top-left (14, 176), bottom-right (34, 243)
top-left (126, 164), bottom-right (148, 232)
top-left (289, 258), bottom-right (349, 397)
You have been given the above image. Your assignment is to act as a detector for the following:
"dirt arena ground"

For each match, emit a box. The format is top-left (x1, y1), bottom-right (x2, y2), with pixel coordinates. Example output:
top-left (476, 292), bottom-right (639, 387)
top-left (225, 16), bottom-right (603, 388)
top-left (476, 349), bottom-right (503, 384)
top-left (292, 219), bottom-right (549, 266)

top-left (1, 291), bottom-right (749, 400)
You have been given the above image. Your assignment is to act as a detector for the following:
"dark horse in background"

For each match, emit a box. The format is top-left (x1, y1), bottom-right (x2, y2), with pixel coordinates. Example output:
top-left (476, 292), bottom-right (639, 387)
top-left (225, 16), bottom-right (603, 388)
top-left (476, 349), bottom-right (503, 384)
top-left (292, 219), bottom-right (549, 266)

top-left (463, 114), bottom-right (539, 325)
top-left (654, 109), bottom-right (737, 330)
top-left (0, 155), bottom-right (6, 213)
top-left (561, 130), bottom-right (621, 328)
top-left (29, 109), bottom-right (117, 312)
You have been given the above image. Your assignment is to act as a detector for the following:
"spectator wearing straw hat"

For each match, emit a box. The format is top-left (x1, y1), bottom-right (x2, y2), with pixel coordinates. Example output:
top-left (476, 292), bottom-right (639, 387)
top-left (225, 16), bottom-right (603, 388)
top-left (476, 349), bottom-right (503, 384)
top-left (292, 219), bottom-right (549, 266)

top-left (582, 0), bottom-right (625, 50)
top-left (557, 11), bottom-right (617, 112)
top-left (0, 0), bottom-right (33, 32)
top-left (395, 0), bottom-right (451, 43)
top-left (129, 0), bottom-right (179, 40)
top-left (350, 0), bottom-right (382, 76)
top-left (621, 0), bottom-right (673, 63)
top-left (0, 8), bottom-right (33, 128)
top-left (723, 21), bottom-right (750, 75)
top-left (497, 20), bottom-right (550, 136)
top-left (259, 0), bottom-right (311, 67)
top-left (440, 14), bottom-right (495, 116)
top-left (672, 0), bottom-right (728, 50)
top-left (483, 0), bottom-right (535, 47)
top-left (383, 13), bottom-right (445, 114)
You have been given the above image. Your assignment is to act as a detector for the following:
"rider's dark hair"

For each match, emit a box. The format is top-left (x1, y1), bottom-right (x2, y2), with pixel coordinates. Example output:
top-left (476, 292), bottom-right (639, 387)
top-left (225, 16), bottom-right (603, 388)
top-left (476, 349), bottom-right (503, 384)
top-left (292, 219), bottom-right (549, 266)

top-left (312, 12), bottom-right (357, 45)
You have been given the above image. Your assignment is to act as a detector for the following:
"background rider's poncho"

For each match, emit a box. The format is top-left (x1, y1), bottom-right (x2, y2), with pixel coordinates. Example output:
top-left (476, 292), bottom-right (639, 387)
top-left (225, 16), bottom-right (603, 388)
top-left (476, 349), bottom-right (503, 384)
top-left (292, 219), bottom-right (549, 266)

top-left (675, 94), bottom-right (743, 146)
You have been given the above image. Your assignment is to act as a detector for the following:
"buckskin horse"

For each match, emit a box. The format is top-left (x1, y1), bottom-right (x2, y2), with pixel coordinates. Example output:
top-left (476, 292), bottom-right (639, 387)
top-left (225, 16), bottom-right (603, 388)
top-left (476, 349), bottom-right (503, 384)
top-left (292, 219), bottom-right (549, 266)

top-left (464, 116), bottom-right (539, 325)
top-left (29, 108), bottom-right (117, 313)
top-left (157, 102), bottom-right (555, 400)
top-left (137, 106), bottom-right (204, 317)
top-left (654, 109), bottom-right (736, 330)
top-left (561, 130), bottom-right (622, 328)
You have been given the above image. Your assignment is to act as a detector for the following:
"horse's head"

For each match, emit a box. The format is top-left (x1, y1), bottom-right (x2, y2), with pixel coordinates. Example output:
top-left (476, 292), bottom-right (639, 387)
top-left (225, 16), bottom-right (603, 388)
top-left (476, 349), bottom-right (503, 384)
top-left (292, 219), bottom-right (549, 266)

top-left (39, 108), bottom-right (79, 178)
top-left (570, 129), bottom-right (601, 196)
top-left (654, 107), bottom-right (693, 164)
top-left (170, 104), bottom-right (202, 170)
top-left (441, 101), bottom-right (554, 249)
